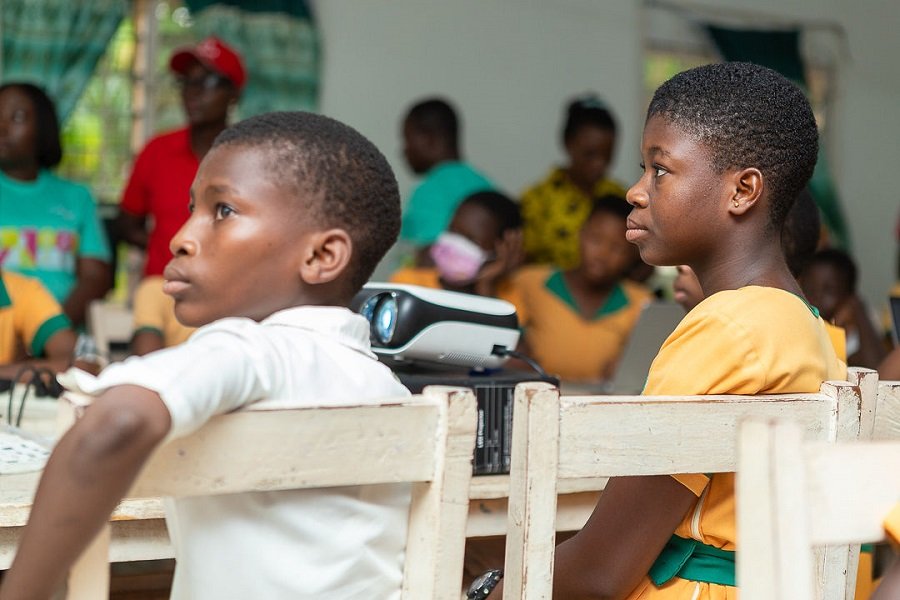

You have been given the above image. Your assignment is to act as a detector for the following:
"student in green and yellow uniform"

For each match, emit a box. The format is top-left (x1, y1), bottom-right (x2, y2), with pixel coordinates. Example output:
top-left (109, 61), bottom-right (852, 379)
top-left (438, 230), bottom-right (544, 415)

top-left (513, 196), bottom-right (651, 382)
top-left (481, 63), bottom-right (846, 600)
top-left (520, 95), bottom-right (628, 269)
top-left (0, 269), bottom-right (78, 378)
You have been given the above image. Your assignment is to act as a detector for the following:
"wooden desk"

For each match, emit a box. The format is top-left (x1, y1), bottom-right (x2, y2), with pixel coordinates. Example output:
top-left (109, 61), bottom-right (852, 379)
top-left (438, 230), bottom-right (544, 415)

top-left (466, 475), bottom-right (604, 538)
top-left (1, 394), bottom-right (172, 570)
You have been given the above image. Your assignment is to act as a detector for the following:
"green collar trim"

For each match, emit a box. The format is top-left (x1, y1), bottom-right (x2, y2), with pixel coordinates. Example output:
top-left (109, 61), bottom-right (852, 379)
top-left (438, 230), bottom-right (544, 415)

top-left (790, 292), bottom-right (820, 318)
top-left (0, 276), bottom-right (11, 308)
top-left (545, 270), bottom-right (629, 319)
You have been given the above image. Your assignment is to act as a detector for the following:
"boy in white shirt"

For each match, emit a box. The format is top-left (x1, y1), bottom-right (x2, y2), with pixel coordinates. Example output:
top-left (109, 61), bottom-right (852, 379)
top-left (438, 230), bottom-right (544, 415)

top-left (0, 112), bottom-right (410, 599)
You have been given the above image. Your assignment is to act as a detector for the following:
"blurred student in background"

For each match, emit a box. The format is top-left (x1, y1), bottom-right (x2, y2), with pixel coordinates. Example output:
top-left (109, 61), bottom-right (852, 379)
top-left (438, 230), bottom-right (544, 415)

top-left (117, 36), bottom-right (245, 280)
top-left (0, 83), bottom-right (111, 328)
top-left (398, 98), bottom-right (495, 264)
top-left (520, 95), bottom-right (627, 269)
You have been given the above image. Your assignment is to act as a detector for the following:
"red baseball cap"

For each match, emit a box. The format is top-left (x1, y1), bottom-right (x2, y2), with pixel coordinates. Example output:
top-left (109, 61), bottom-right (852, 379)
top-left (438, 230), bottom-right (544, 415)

top-left (169, 36), bottom-right (246, 91)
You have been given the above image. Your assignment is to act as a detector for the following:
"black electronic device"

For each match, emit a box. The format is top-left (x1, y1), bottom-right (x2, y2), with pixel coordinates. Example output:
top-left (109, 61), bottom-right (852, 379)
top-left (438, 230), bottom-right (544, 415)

top-left (397, 368), bottom-right (558, 475)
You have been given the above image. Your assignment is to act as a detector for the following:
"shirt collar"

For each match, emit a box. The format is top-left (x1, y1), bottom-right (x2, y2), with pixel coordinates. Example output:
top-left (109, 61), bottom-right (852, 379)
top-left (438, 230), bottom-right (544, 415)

top-left (263, 305), bottom-right (375, 358)
top-left (0, 274), bottom-right (10, 308)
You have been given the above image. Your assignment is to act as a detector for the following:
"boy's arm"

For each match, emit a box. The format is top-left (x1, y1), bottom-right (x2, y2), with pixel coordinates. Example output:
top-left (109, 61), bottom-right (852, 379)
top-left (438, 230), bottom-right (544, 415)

top-left (62, 257), bottom-right (112, 329)
top-left (131, 330), bottom-right (165, 356)
top-left (0, 385), bottom-right (171, 600)
top-left (490, 475), bottom-right (696, 599)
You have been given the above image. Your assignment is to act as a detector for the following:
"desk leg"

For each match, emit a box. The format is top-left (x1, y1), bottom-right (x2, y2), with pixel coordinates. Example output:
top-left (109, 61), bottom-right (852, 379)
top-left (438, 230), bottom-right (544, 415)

top-left (66, 524), bottom-right (110, 600)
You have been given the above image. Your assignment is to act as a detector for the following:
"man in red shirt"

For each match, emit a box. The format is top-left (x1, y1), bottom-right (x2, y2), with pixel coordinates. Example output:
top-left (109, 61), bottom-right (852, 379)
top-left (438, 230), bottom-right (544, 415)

top-left (117, 36), bottom-right (246, 277)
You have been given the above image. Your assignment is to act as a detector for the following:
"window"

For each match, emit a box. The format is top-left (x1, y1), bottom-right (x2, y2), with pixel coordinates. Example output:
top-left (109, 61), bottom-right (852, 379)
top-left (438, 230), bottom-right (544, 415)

top-left (57, 0), bottom-right (195, 205)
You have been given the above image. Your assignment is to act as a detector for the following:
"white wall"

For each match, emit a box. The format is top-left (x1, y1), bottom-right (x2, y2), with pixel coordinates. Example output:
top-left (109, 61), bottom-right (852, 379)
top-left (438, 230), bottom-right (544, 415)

top-left (313, 0), bottom-right (899, 306)
top-left (314, 0), bottom-right (643, 278)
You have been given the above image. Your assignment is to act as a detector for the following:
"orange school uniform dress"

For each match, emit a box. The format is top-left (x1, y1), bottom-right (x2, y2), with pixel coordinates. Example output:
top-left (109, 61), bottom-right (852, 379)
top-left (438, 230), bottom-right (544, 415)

top-left (511, 265), bottom-right (651, 382)
top-left (625, 287), bottom-right (846, 600)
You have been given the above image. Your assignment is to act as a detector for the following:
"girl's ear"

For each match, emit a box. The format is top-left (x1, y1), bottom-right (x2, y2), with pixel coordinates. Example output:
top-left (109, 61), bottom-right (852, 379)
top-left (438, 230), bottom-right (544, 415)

top-left (728, 168), bottom-right (764, 216)
top-left (299, 228), bottom-right (353, 285)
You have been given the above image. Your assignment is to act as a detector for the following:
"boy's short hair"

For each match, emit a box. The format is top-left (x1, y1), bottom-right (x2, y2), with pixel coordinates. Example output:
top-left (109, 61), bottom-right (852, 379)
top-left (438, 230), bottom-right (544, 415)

top-left (459, 191), bottom-right (522, 234)
top-left (563, 94), bottom-right (617, 144)
top-left (805, 248), bottom-right (858, 294)
top-left (0, 82), bottom-right (63, 168)
top-left (213, 111), bottom-right (400, 292)
top-left (404, 98), bottom-right (459, 144)
top-left (647, 62), bottom-right (818, 231)
top-left (587, 194), bottom-right (632, 223)
top-left (781, 187), bottom-right (821, 277)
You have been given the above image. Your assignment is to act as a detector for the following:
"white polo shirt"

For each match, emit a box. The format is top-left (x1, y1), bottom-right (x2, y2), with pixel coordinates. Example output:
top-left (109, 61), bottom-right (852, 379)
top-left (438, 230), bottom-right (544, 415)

top-left (68, 306), bottom-right (412, 599)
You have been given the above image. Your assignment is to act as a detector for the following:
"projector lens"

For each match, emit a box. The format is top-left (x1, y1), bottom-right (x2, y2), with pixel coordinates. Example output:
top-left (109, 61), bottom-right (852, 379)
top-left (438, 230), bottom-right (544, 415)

top-left (373, 294), bottom-right (398, 345)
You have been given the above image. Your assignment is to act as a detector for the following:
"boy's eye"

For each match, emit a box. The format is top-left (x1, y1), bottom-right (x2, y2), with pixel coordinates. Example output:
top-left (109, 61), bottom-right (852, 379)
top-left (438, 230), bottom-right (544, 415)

top-left (215, 203), bottom-right (236, 220)
top-left (654, 166), bottom-right (668, 178)
top-left (188, 202), bottom-right (195, 214)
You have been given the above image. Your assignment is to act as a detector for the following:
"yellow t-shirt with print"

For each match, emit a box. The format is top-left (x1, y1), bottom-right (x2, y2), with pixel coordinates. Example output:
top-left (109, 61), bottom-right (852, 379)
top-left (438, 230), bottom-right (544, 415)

top-left (0, 270), bottom-right (71, 363)
top-left (520, 167), bottom-right (627, 269)
top-left (511, 265), bottom-right (651, 381)
top-left (132, 276), bottom-right (195, 348)
top-left (625, 286), bottom-right (846, 600)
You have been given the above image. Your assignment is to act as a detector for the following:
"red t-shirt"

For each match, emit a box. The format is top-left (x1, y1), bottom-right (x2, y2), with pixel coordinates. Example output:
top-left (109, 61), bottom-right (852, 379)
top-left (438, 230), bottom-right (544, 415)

top-left (120, 128), bottom-right (199, 276)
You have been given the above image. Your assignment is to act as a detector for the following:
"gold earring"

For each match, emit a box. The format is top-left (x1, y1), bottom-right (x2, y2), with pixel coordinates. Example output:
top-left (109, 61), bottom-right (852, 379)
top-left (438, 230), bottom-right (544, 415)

top-left (732, 198), bottom-right (740, 208)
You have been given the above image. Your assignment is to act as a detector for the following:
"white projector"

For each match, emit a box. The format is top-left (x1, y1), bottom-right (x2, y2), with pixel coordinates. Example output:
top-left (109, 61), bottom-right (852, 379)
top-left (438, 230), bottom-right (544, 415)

top-left (350, 283), bottom-right (520, 370)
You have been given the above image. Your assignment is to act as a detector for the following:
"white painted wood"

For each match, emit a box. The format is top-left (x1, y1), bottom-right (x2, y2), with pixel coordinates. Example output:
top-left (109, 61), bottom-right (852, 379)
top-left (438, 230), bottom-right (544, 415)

top-left (58, 387), bottom-right (477, 600)
top-left (506, 379), bottom-right (866, 600)
top-left (739, 417), bottom-right (900, 600)
top-left (503, 382), bottom-right (559, 600)
top-left (820, 367), bottom-right (878, 600)
top-left (86, 300), bottom-right (133, 363)
top-left (401, 387), bottom-right (477, 600)
top-left (131, 400), bottom-right (443, 498)
top-left (873, 380), bottom-right (900, 440)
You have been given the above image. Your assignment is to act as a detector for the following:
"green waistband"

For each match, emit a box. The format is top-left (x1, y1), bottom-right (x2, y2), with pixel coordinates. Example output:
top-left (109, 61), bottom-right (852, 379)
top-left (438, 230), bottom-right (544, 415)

top-left (648, 535), bottom-right (735, 587)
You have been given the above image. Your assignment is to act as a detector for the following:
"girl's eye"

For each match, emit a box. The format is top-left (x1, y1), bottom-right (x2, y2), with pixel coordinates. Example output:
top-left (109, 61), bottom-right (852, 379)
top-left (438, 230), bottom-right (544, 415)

top-left (215, 203), bottom-right (235, 220)
top-left (187, 202), bottom-right (195, 214)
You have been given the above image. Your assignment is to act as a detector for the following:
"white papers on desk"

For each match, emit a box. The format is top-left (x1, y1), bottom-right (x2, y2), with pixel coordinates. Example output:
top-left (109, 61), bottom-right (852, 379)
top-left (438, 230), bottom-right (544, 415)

top-left (0, 426), bottom-right (51, 474)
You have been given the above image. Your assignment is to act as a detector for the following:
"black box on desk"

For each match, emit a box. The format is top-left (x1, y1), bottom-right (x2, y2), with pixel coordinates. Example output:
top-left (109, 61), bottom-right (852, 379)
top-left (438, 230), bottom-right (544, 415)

top-left (395, 369), bottom-right (559, 475)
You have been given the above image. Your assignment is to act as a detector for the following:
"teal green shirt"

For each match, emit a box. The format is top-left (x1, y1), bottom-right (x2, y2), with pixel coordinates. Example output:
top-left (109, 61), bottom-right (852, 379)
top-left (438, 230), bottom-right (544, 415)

top-left (0, 170), bottom-right (111, 302)
top-left (400, 161), bottom-right (495, 245)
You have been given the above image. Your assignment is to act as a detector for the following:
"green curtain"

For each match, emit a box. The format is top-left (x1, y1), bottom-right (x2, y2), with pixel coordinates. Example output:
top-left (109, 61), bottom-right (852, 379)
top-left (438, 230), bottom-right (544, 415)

top-left (706, 25), bottom-right (851, 249)
top-left (0, 0), bottom-right (127, 123)
top-left (184, 1), bottom-right (320, 117)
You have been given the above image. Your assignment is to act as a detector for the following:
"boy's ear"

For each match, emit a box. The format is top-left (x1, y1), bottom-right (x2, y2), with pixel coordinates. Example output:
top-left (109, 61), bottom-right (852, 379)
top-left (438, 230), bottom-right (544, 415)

top-left (728, 167), bottom-right (764, 216)
top-left (299, 228), bottom-right (353, 285)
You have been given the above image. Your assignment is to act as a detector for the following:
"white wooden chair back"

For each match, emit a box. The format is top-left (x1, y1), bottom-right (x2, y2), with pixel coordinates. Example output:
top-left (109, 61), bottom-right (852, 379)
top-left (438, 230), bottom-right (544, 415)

top-left (502, 369), bottom-right (872, 600)
top-left (873, 379), bottom-right (900, 440)
top-left (62, 386), bottom-right (477, 600)
top-left (86, 300), bottom-right (134, 363)
top-left (737, 415), bottom-right (900, 599)
top-left (736, 367), bottom-right (884, 600)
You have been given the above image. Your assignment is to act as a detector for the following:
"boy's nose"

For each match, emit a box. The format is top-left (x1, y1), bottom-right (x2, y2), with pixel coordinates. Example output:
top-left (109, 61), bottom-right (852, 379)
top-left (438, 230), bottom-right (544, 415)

top-left (626, 180), bottom-right (649, 208)
top-left (169, 220), bottom-right (198, 257)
